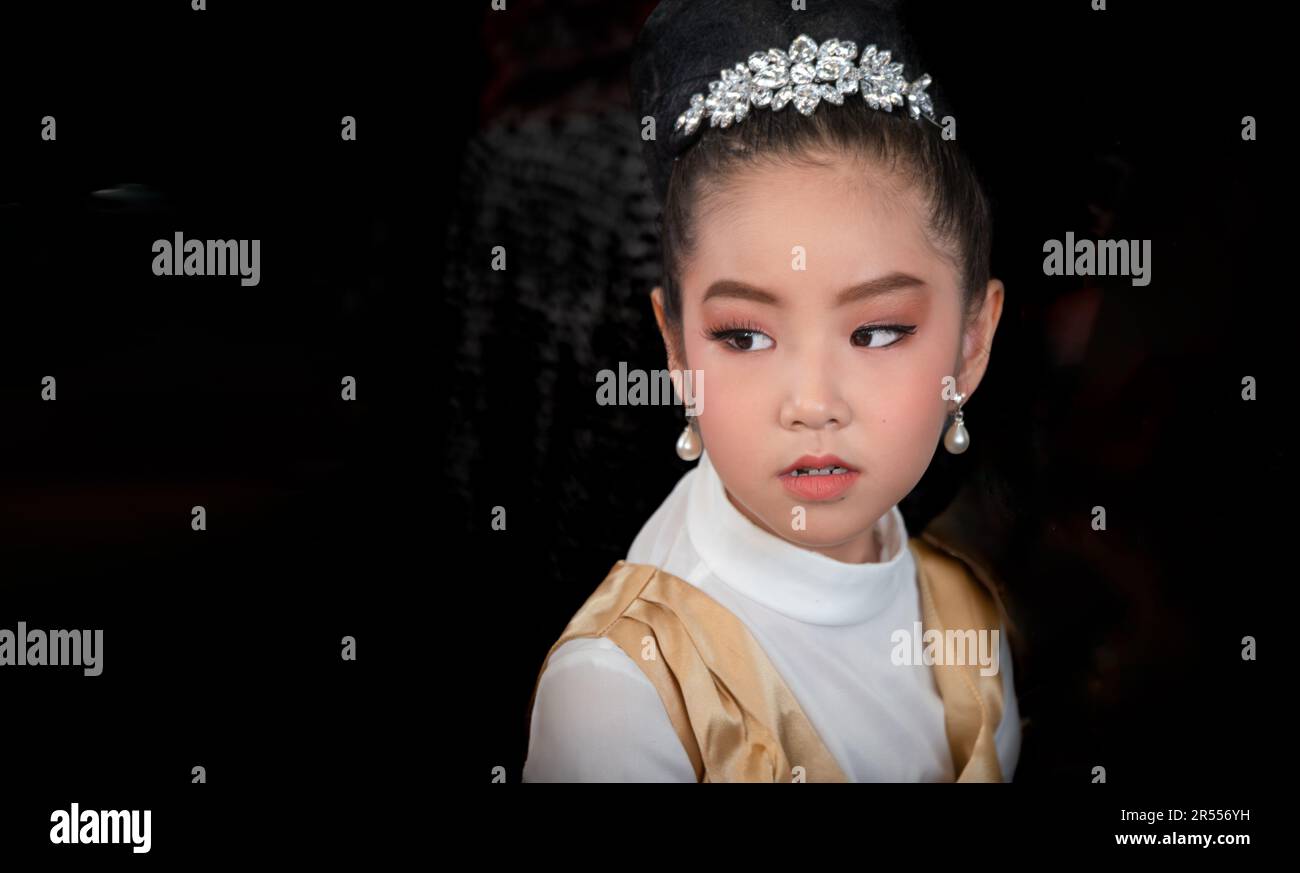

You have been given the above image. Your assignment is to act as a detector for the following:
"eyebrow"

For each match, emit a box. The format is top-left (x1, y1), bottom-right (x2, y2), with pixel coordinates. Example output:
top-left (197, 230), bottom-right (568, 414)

top-left (701, 272), bottom-right (928, 307)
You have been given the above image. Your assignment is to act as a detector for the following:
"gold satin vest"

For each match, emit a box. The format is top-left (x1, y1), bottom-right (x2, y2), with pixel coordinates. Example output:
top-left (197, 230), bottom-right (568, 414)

top-left (526, 530), bottom-right (1013, 782)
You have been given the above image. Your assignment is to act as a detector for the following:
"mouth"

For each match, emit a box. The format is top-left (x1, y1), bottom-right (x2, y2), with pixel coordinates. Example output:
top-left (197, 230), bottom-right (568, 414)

top-left (777, 454), bottom-right (860, 502)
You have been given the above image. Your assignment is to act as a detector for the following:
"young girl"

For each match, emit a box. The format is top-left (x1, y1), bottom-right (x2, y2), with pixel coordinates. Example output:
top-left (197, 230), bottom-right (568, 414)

top-left (523, 0), bottom-right (1020, 782)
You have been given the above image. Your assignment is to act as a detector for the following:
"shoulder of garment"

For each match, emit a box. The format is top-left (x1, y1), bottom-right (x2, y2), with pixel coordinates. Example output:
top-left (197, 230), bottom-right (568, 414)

top-left (522, 635), bottom-right (699, 782)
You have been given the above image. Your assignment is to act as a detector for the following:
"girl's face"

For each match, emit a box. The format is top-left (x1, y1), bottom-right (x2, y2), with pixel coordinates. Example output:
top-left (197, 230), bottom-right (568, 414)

top-left (653, 153), bottom-right (1003, 563)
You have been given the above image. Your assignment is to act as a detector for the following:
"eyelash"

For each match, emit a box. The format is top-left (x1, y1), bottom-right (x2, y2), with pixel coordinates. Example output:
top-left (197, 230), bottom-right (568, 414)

top-left (703, 321), bottom-right (917, 352)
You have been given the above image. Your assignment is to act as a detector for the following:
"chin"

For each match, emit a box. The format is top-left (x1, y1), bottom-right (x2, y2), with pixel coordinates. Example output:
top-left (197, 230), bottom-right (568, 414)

top-left (771, 514), bottom-right (863, 546)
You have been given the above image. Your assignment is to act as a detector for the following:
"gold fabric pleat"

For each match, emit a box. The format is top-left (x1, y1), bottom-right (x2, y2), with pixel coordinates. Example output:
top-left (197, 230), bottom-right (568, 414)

top-left (912, 533), bottom-right (1006, 782)
top-left (526, 532), bottom-right (1008, 782)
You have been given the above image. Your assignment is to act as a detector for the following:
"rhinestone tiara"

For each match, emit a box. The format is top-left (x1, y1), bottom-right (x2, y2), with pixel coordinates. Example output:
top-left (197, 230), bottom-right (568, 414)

top-left (673, 33), bottom-right (939, 138)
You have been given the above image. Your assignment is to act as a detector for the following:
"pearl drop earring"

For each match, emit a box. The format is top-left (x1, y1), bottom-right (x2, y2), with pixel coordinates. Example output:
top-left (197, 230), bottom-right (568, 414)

top-left (944, 392), bottom-right (970, 455)
top-left (676, 405), bottom-right (702, 461)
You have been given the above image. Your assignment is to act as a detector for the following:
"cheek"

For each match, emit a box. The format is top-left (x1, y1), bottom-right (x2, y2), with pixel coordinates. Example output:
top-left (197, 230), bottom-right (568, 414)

top-left (874, 378), bottom-right (942, 433)
top-left (860, 335), bottom-right (960, 489)
top-left (870, 343), bottom-right (952, 432)
top-left (681, 331), bottom-right (755, 448)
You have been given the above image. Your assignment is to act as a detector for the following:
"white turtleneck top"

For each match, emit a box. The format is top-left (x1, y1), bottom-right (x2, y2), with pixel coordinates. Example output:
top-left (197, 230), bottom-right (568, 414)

top-left (523, 449), bottom-right (1021, 782)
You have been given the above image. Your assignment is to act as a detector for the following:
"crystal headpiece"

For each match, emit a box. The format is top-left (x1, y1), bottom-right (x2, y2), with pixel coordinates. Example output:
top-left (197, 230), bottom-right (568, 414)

top-left (673, 33), bottom-right (939, 138)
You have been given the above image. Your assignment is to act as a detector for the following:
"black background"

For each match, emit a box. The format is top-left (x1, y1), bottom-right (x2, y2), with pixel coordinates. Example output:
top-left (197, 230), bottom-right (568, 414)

top-left (0, 0), bottom-right (460, 861)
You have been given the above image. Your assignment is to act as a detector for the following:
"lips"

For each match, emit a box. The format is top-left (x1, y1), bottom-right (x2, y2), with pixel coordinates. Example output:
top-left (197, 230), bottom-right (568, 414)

top-left (777, 454), bottom-right (860, 502)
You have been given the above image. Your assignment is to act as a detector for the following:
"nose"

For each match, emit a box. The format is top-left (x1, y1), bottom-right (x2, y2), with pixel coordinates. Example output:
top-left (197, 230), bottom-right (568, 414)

top-left (778, 346), bottom-right (853, 431)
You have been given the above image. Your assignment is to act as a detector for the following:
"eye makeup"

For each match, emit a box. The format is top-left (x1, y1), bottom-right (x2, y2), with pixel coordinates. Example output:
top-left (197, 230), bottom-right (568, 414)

top-left (702, 320), bottom-right (917, 352)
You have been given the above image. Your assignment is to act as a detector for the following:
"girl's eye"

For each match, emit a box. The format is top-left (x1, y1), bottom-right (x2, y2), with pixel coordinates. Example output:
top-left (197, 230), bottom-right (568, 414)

top-left (707, 327), bottom-right (775, 352)
top-left (851, 324), bottom-right (916, 349)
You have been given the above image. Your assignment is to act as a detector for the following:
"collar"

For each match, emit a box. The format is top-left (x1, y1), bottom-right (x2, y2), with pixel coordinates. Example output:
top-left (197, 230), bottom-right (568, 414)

top-left (684, 449), bottom-right (914, 626)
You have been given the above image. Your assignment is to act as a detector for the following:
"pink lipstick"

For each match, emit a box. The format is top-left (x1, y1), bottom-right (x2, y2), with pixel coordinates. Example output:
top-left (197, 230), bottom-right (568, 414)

top-left (777, 454), bottom-right (860, 502)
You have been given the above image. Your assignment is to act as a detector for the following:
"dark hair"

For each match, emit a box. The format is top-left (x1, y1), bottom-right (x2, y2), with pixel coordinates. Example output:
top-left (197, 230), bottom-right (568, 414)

top-left (657, 99), bottom-right (993, 355)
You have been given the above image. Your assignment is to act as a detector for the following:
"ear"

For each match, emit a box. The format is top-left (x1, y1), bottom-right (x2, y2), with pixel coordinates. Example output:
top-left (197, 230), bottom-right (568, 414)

top-left (650, 285), bottom-right (687, 369)
top-left (650, 285), bottom-right (691, 406)
top-left (954, 278), bottom-right (1005, 400)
